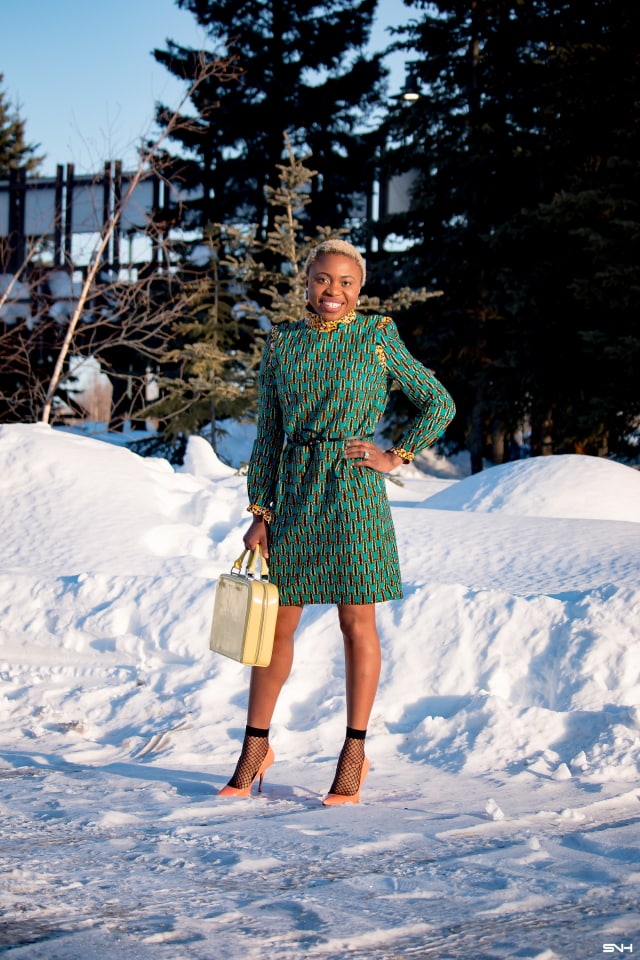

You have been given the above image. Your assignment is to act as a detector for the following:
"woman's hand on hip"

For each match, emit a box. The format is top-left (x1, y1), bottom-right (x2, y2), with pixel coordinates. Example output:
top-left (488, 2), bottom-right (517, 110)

top-left (344, 438), bottom-right (402, 473)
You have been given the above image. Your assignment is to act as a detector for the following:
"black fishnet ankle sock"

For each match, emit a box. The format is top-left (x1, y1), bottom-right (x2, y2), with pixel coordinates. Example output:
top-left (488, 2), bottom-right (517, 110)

top-left (328, 727), bottom-right (366, 796)
top-left (227, 726), bottom-right (270, 790)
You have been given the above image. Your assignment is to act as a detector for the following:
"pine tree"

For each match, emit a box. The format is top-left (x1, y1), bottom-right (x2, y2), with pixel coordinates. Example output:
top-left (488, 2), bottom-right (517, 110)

top-left (152, 0), bottom-right (385, 240)
top-left (144, 0), bottom-right (386, 453)
top-left (384, 0), bottom-right (640, 466)
top-left (0, 74), bottom-right (42, 175)
top-left (136, 228), bottom-right (264, 450)
top-left (141, 137), bottom-right (333, 447)
top-left (377, 1), bottom-right (544, 468)
top-left (490, 0), bottom-right (640, 458)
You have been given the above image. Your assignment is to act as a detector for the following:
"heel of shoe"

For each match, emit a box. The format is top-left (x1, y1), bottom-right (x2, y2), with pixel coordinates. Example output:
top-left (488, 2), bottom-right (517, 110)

top-left (257, 745), bottom-right (274, 793)
top-left (219, 744), bottom-right (274, 798)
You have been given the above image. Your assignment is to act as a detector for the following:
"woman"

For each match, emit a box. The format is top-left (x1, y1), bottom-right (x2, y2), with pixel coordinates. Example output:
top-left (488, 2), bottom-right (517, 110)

top-left (219, 239), bottom-right (455, 804)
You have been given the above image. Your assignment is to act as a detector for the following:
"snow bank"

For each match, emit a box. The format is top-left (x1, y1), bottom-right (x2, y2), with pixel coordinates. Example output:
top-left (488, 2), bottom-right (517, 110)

top-left (422, 454), bottom-right (640, 522)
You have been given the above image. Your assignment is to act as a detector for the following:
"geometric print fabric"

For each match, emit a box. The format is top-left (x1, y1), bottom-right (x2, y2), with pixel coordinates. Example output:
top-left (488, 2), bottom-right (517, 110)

top-left (247, 313), bottom-right (455, 605)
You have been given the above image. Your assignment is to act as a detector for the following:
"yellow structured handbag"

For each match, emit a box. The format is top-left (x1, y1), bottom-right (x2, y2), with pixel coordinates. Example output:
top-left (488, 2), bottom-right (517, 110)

top-left (210, 546), bottom-right (279, 667)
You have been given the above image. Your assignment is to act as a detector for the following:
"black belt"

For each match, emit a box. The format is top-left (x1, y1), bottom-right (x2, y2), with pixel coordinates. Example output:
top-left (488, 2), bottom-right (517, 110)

top-left (286, 433), bottom-right (373, 447)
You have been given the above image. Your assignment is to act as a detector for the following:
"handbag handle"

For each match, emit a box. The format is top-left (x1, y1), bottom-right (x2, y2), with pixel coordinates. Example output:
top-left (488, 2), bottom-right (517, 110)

top-left (232, 544), bottom-right (271, 581)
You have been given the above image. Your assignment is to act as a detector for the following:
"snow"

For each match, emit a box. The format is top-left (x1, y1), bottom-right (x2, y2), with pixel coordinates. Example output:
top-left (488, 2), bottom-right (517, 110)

top-left (421, 453), bottom-right (640, 522)
top-left (0, 422), bottom-right (638, 959)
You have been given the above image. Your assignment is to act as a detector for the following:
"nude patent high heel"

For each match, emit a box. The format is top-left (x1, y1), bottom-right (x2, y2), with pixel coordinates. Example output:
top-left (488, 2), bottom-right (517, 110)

top-left (218, 745), bottom-right (274, 797)
top-left (322, 757), bottom-right (370, 806)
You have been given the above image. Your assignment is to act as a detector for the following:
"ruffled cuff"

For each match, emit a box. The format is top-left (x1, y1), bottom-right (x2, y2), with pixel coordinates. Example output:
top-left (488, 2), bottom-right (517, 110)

top-left (387, 446), bottom-right (415, 464)
top-left (247, 503), bottom-right (274, 524)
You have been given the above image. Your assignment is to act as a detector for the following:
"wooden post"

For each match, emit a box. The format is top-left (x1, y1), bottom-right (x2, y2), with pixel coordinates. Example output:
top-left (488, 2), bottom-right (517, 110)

top-left (54, 165), bottom-right (64, 267)
top-left (152, 172), bottom-right (161, 272)
top-left (64, 164), bottom-right (74, 267)
top-left (7, 168), bottom-right (26, 273)
top-left (113, 161), bottom-right (122, 273)
top-left (101, 161), bottom-right (111, 267)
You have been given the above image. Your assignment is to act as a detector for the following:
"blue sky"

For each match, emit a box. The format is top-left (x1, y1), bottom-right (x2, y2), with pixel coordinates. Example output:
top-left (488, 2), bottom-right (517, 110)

top-left (1, 0), bottom-right (409, 178)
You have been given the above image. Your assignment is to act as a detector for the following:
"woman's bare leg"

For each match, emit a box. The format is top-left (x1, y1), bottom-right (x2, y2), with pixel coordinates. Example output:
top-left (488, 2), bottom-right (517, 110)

top-left (247, 604), bottom-right (303, 727)
top-left (338, 603), bottom-right (381, 728)
top-left (220, 604), bottom-right (303, 792)
top-left (325, 603), bottom-right (381, 799)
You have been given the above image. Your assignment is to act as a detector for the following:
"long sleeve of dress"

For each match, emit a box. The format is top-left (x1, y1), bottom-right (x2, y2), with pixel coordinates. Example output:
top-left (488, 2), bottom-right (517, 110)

top-left (379, 317), bottom-right (455, 455)
top-left (247, 330), bottom-right (284, 515)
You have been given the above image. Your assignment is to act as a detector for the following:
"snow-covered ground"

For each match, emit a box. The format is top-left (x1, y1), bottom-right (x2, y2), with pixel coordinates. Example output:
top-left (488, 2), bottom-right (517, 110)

top-left (0, 422), bottom-right (639, 959)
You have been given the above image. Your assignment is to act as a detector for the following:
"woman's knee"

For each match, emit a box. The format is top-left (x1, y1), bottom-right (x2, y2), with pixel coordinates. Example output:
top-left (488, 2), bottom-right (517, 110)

top-left (338, 604), bottom-right (379, 649)
top-left (270, 604), bottom-right (303, 669)
top-left (275, 604), bottom-right (303, 640)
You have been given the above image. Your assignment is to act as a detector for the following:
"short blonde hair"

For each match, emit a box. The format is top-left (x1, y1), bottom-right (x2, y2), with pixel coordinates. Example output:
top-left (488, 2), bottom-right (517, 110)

top-left (304, 239), bottom-right (366, 287)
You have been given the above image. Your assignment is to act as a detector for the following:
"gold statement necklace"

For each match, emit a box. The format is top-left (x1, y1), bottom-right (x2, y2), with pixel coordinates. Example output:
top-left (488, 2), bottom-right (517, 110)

top-left (304, 308), bottom-right (357, 333)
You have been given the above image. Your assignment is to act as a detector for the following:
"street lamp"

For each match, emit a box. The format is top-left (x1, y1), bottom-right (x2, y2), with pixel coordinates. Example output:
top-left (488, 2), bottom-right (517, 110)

top-left (399, 62), bottom-right (421, 101)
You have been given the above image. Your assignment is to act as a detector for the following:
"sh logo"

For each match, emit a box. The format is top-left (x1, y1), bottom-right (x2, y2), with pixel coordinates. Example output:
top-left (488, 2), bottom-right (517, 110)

top-left (603, 947), bottom-right (633, 954)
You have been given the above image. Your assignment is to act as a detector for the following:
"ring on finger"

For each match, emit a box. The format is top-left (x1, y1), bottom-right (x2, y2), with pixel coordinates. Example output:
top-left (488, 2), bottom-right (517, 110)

top-left (363, 451), bottom-right (370, 460)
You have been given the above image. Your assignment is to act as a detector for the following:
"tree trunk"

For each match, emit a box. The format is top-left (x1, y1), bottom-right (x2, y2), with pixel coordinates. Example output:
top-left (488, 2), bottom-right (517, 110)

top-left (468, 387), bottom-right (485, 474)
top-left (491, 422), bottom-right (506, 464)
top-left (209, 394), bottom-right (217, 453)
top-left (532, 412), bottom-right (554, 456)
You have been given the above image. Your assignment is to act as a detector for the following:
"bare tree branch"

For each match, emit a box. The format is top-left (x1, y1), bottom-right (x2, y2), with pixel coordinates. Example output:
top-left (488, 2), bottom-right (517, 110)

top-left (38, 51), bottom-right (238, 424)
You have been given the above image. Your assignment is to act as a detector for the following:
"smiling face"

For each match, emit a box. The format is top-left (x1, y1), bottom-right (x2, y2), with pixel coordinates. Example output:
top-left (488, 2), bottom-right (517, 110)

top-left (306, 253), bottom-right (363, 322)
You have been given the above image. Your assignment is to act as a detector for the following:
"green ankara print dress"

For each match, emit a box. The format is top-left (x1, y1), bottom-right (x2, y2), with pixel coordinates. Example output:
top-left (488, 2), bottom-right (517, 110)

top-left (247, 311), bottom-right (455, 606)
